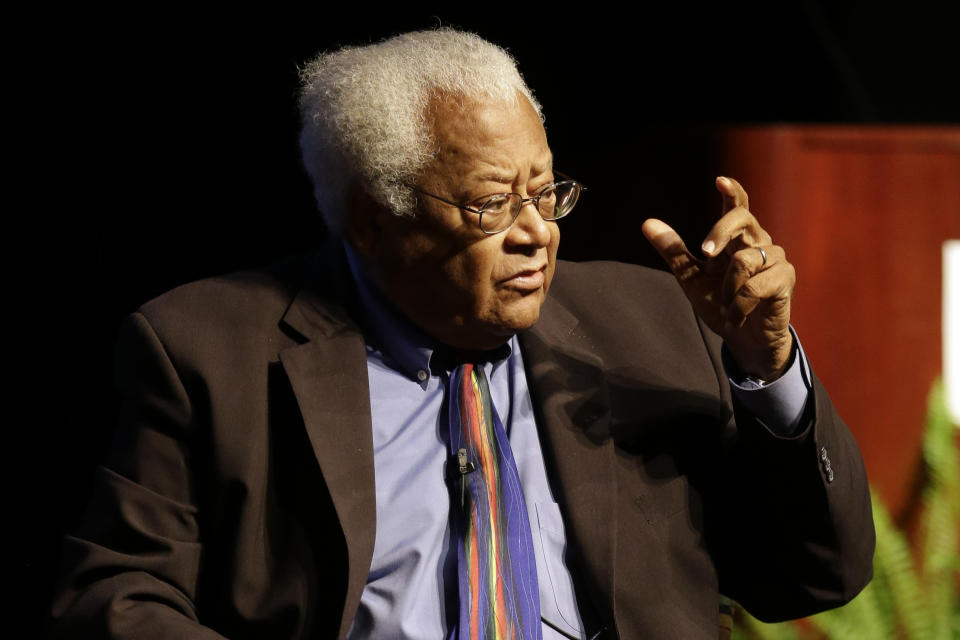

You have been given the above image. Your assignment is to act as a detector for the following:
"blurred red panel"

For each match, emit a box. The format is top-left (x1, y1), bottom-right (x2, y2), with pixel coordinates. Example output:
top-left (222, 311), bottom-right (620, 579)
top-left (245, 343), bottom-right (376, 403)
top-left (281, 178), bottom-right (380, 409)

top-left (716, 126), bottom-right (960, 519)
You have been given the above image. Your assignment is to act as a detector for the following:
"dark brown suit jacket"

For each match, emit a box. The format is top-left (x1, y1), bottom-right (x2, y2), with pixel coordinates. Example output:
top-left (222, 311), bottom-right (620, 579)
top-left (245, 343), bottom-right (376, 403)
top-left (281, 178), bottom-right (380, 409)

top-left (51, 251), bottom-right (875, 639)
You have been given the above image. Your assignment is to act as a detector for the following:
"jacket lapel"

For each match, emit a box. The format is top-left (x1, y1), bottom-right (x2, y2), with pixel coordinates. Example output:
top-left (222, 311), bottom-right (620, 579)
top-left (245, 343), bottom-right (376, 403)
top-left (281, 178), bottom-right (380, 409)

top-left (519, 293), bottom-right (619, 636)
top-left (277, 253), bottom-right (377, 640)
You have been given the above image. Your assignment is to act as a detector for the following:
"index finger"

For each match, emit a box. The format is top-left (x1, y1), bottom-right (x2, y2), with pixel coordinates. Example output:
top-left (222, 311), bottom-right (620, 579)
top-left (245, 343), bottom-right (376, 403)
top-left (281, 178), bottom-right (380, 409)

top-left (716, 176), bottom-right (749, 213)
top-left (701, 206), bottom-right (771, 257)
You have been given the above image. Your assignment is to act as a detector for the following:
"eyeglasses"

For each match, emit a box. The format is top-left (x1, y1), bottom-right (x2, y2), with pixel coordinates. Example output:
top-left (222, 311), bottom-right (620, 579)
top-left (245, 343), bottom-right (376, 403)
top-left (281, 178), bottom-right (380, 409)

top-left (413, 174), bottom-right (584, 235)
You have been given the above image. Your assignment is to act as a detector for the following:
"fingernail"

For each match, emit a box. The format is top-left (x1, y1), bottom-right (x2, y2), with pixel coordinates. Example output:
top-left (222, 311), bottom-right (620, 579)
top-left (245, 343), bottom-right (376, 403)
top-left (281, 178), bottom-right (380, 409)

top-left (718, 176), bottom-right (731, 186)
top-left (702, 240), bottom-right (715, 255)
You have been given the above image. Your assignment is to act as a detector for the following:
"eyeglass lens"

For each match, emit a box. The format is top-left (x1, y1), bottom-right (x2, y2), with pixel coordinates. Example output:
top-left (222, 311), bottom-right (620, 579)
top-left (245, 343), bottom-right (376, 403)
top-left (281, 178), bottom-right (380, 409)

top-left (479, 182), bottom-right (581, 233)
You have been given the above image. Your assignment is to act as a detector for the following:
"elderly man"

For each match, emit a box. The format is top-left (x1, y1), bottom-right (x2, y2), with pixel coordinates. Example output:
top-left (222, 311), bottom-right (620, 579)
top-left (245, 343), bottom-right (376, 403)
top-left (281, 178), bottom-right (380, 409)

top-left (51, 29), bottom-right (874, 640)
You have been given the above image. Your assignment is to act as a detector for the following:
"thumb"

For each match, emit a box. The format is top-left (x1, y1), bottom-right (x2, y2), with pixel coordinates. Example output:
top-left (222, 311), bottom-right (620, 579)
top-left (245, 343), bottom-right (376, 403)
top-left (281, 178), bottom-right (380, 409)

top-left (642, 218), bottom-right (701, 275)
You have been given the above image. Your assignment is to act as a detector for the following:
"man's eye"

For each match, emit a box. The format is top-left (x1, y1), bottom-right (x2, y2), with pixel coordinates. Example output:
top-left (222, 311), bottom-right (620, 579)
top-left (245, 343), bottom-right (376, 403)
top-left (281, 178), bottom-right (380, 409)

top-left (538, 189), bottom-right (557, 206)
top-left (478, 195), bottom-right (512, 214)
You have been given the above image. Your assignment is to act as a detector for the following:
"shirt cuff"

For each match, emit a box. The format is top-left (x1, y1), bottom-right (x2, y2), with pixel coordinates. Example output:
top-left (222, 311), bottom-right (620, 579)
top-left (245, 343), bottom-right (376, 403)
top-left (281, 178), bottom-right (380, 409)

top-left (722, 327), bottom-right (813, 437)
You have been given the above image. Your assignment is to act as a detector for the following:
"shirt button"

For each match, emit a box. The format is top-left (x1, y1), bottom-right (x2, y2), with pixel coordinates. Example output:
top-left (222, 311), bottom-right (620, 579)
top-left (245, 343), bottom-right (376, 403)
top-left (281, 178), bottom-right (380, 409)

top-left (417, 370), bottom-right (428, 382)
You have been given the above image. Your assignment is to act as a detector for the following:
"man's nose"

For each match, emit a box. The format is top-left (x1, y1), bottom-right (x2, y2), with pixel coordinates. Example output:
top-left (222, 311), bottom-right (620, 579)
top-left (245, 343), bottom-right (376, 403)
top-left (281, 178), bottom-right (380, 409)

top-left (505, 202), bottom-right (553, 247)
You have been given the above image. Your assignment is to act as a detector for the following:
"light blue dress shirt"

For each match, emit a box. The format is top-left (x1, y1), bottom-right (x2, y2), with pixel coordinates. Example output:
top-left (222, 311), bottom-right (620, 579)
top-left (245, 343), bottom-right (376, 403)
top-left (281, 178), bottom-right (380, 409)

top-left (342, 244), bottom-right (811, 639)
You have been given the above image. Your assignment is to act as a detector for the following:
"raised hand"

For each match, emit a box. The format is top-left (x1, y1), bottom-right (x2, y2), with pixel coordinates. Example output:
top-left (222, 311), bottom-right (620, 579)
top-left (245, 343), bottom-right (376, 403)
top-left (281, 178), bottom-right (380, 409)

top-left (641, 177), bottom-right (795, 381)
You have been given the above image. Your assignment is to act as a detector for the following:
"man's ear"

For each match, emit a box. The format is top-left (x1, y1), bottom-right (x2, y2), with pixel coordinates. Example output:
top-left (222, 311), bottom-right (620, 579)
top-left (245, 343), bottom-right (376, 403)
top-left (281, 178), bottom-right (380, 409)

top-left (344, 184), bottom-right (389, 261)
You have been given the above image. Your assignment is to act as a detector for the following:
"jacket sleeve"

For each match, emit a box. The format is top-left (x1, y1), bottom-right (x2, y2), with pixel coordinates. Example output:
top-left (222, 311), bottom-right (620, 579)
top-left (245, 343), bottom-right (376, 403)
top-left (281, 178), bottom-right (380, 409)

top-left (49, 312), bottom-right (228, 639)
top-left (698, 322), bottom-right (876, 622)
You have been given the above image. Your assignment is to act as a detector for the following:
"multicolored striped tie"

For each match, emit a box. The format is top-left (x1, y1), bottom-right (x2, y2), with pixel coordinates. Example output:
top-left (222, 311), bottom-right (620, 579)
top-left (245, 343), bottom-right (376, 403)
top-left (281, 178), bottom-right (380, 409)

top-left (449, 362), bottom-right (541, 640)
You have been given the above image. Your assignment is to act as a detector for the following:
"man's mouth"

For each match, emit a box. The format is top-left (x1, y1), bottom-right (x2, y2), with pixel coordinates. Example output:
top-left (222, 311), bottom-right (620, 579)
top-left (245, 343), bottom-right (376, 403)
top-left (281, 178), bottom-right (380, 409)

top-left (501, 266), bottom-right (546, 290)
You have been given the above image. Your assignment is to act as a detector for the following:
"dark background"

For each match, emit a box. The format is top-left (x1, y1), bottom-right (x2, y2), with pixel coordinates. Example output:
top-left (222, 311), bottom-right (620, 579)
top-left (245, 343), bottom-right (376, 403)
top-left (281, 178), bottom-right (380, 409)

top-left (20, 3), bottom-right (959, 633)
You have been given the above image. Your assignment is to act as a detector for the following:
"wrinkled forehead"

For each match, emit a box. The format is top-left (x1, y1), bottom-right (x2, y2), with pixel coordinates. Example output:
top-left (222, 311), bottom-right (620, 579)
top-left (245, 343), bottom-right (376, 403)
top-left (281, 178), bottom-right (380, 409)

top-left (422, 91), bottom-right (552, 179)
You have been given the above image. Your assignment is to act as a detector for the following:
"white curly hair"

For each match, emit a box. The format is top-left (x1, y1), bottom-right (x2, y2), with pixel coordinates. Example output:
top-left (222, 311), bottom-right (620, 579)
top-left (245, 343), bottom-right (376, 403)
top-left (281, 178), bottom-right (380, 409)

top-left (297, 28), bottom-right (542, 235)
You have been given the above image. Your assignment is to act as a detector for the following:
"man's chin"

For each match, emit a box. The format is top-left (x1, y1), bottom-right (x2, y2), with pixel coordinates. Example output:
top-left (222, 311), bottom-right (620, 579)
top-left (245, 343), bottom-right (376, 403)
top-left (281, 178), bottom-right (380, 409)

top-left (485, 298), bottom-right (546, 339)
top-left (426, 294), bottom-right (548, 350)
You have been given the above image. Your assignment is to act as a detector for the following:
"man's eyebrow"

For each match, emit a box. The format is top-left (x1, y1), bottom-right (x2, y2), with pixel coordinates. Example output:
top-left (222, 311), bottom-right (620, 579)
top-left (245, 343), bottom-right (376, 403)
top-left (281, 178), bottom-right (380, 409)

top-left (471, 155), bottom-right (555, 185)
top-left (473, 170), bottom-right (515, 184)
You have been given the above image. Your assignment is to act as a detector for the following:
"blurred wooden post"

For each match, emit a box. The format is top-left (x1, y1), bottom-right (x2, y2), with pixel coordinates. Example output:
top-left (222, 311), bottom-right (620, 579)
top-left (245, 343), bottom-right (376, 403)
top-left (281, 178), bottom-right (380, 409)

top-left (715, 126), bottom-right (960, 520)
